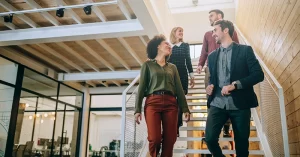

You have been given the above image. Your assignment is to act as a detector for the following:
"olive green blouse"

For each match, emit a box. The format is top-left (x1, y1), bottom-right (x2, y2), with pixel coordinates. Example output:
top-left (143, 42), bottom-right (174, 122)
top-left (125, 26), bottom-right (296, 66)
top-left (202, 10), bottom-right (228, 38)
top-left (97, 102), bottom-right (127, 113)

top-left (135, 60), bottom-right (190, 114)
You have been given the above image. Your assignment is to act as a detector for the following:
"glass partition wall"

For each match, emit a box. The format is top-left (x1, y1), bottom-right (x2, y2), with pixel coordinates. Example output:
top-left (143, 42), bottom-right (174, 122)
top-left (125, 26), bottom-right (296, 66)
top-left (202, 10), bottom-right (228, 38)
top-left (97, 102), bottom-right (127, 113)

top-left (0, 55), bottom-right (83, 157)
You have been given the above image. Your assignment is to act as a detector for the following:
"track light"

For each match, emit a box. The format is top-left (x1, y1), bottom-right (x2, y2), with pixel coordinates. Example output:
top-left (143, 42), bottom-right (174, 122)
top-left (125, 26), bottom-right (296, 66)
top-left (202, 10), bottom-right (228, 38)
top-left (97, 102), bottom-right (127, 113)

top-left (56, 8), bottom-right (64, 17)
top-left (83, 5), bottom-right (92, 15)
top-left (4, 14), bottom-right (13, 23)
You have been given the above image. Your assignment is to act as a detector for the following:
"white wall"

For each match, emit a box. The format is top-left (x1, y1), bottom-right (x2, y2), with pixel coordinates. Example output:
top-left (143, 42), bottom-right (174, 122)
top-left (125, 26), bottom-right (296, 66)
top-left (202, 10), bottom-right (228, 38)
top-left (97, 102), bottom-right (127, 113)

top-left (88, 114), bottom-right (122, 151)
top-left (172, 8), bottom-right (236, 44)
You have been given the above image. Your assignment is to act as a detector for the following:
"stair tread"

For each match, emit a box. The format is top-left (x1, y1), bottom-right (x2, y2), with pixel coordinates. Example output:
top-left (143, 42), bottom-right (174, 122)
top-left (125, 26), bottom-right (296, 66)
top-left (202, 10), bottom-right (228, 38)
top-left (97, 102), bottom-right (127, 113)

top-left (189, 117), bottom-right (253, 121)
top-left (179, 126), bottom-right (256, 131)
top-left (177, 137), bottom-right (259, 141)
top-left (189, 109), bottom-right (207, 113)
top-left (173, 149), bottom-right (264, 155)
top-left (188, 102), bottom-right (207, 106)
top-left (185, 96), bottom-right (207, 99)
top-left (188, 89), bottom-right (206, 94)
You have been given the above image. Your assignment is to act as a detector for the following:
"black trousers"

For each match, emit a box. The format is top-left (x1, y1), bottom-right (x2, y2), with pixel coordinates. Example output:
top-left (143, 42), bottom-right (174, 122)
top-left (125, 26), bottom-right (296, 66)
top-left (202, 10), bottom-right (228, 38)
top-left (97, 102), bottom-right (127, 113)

top-left (205, 106), bottom-right (251, 157)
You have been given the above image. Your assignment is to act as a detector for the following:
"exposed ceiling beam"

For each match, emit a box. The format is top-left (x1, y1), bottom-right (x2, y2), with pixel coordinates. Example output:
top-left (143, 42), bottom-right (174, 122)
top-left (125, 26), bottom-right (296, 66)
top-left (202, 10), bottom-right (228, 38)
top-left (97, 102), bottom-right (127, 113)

top-left (127, 0), bottom-right (161, 38)
top-left (56, 0), bottom-right (84, 24)
top-left (0, 47), bottom-right (50, 75)
top-left (75, 41), bottom-right (114, 71)
top-left (19, 45), bottom-right (70, 73)
top-left (25, 0), bottom-right (61, 26)
top-left (0, 1), bottom-right (39, 28)
top-left (96, 39), bottom-right (131, 70)
top-left (0, 20), bottom-right (145, 46)
top-left (86, 81), bottom-right (96, 87)
top-left (36, 44), bottom-right (85, 72)
top-left (117, 38), bottom-right (143, 65)
top-left (117, 0), bottom-right (131, 20)
top-left (92, 5), bottom-right (107, 22)
top-left (118, 0), bottom-right (147, 50)
top-left (86, 0), bottom-right (107, 22)
top-left (56, 42), bottom-right (100, 72)
top-left (139, 36), bottom-right (147, 46)
top-left (58, 70), bottom-right (140, 81)
top-left (0, 17), bottom-right (17, 30)
top-left (97, 81), bottom-right (108, 87)
top-left (112, 80), bottom-right (121, 87)
top-left (0, 1), bottom-right (117, 16)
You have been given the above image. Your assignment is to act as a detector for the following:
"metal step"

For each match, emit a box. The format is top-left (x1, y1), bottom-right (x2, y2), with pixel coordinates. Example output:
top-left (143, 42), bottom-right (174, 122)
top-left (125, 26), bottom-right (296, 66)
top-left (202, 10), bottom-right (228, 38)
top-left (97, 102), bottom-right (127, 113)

top-left (173, 149), bottom-right (264, 155)
top-left (189, 117), bottom-right (253, 121)
top-left (188, 102), bottom-right (207, 106)
top-left (189, 89), bottom-right (206, 94)
top-left (190, 109), bottom-right (207, 113)
top-left (177, 137), bottom-right (260, 141)
top-left (179, 126), bottom-right (257, 131)
top-left (185, 96), bottom-right (207, 100)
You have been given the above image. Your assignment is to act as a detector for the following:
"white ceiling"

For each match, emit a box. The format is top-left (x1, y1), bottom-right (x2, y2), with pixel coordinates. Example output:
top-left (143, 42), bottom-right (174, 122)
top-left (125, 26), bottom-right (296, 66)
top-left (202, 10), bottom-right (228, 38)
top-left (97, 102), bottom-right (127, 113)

top-left (166, 0), bottom-right (237, 44)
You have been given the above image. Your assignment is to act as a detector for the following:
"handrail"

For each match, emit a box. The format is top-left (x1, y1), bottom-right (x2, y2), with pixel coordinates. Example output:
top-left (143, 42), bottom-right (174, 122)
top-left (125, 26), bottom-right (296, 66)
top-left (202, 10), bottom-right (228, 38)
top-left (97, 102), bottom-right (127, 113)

top-left (234, 24), bottom-right (290, 156)
top-left (120, 74), bottom-right (140, 157)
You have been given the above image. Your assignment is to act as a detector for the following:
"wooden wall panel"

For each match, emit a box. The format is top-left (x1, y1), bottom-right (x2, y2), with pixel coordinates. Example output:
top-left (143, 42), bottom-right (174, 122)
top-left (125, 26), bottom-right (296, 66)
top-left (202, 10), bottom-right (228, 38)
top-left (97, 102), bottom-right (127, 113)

top-left (236, 0), bottom-right (300, 155)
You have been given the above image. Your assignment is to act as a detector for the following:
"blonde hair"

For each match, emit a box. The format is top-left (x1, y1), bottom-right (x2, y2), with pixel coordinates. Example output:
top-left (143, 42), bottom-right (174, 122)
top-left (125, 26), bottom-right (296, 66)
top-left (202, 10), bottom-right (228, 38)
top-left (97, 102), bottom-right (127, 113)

top-left (170, 27), bottom-right (184, 44)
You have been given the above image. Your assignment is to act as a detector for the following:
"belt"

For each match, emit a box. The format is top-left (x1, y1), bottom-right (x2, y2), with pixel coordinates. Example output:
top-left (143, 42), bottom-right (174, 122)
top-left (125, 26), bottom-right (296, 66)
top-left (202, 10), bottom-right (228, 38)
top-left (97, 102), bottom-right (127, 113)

top-left (150, 90), bottom-right (174, 96)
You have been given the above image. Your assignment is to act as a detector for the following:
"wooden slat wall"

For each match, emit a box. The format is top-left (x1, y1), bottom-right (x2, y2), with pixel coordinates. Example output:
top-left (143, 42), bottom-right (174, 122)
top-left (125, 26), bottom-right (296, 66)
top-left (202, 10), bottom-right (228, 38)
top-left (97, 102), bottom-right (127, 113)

top-left (236, 0), bottom-right (300, 156)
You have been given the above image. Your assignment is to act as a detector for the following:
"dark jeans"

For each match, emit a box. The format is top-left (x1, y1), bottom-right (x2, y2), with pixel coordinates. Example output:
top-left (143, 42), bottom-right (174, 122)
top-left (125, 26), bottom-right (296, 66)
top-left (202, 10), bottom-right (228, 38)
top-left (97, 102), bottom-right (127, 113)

top-left (205, 106), bottom-right (251, 157)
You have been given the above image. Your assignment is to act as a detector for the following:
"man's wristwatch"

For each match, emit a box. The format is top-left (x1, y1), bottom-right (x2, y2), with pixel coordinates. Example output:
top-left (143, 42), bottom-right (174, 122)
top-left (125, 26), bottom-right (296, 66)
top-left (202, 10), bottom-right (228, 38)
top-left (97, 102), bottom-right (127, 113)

top-left (232, 81), bottom-right (237, 90)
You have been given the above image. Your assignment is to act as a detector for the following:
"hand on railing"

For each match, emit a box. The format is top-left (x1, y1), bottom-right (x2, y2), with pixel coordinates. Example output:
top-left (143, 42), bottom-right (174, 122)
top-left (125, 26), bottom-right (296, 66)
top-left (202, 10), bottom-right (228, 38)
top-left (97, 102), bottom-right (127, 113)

top-left (135, 113), bottom-right (142, 124)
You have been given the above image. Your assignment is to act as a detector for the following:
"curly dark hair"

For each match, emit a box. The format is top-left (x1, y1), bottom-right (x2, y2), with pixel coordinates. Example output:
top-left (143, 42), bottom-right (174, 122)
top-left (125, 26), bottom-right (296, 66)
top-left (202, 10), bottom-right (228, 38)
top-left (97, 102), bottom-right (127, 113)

top-left (147, 34), bottom-right (166, 59)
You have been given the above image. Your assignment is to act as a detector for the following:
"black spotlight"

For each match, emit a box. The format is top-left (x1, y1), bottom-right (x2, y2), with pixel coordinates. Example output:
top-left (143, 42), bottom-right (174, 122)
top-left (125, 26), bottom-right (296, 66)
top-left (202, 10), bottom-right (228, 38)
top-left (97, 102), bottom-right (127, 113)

top-left (83, 5), bottom-right (92, 15)
top-left (4, 14), bottom-right (13, 23)
top-left (56, 8), bottom-right (64, 17)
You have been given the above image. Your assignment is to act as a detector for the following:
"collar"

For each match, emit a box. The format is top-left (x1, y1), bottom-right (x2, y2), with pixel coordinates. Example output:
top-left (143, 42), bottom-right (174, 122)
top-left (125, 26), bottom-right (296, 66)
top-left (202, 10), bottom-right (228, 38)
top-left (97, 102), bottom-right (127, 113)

top-left (172, 42), bottom-right (182, 47)
top-left (220, 42), bottom-right (234, 52)
top-left (151, 59), bottom-right (169, 65)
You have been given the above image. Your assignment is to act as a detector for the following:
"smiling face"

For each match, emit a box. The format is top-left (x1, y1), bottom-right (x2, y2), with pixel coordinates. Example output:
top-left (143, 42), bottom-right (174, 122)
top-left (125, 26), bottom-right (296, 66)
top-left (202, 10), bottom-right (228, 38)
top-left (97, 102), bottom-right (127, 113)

top-left (175, 27), bottom-right (183, 40)
top-left (212, 24), bottom-right (227, 44)
top-left (157, 40), bottom-right (172, 57)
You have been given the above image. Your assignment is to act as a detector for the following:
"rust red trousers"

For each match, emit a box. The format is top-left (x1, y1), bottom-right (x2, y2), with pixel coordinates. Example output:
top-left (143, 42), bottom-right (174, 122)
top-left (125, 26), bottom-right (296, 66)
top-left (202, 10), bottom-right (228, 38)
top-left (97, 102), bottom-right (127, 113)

top-left (144, 94), bottom-right (178, 157)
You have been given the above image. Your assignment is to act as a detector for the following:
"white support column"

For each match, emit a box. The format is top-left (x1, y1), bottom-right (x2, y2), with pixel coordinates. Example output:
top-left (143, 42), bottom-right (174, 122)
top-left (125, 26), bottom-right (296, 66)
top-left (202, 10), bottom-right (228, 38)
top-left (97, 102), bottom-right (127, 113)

top-left (79, 85), bottom-right (90, 157)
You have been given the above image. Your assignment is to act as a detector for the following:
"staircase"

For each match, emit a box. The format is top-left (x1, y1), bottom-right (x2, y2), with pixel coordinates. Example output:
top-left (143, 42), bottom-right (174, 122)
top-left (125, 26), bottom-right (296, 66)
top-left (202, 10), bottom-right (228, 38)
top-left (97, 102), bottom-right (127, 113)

top-left (173, 62), bottom-right (265, 157)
